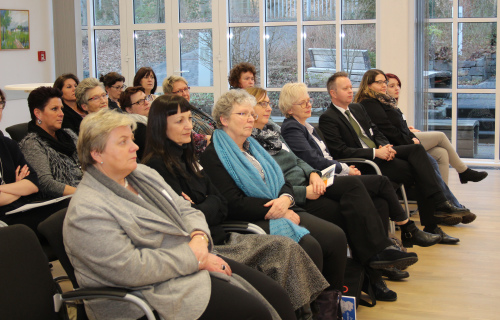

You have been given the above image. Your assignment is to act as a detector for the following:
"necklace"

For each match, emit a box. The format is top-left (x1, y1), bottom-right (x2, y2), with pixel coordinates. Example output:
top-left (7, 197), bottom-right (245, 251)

top-left (123, 178), bottom-right (128, 188)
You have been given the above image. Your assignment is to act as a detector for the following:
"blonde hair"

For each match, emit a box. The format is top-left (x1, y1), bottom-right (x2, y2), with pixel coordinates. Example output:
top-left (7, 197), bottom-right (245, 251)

top-left (78, 109), bottom-right (137, 171)
top-left (244, 87), bottom-right (267, 103)
top-left (278, 83), bottom-right (308, 118)
top-left (162, 75), bottom-right (188, 94)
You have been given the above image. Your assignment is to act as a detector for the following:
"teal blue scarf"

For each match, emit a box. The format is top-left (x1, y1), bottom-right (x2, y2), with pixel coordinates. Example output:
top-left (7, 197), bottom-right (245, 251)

top-left (213, 129), bottom-right (309, 242)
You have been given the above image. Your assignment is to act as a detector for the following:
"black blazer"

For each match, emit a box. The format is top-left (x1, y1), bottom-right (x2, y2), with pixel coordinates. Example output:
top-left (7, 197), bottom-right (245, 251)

top-left (360, 98), bottom-right (416, 146)
top-left (281, 117), bottom-right (343, 172)
top-left (199, 143), bottom-right (296, 223)
top-left (318, 103), bottom-right (389, 160)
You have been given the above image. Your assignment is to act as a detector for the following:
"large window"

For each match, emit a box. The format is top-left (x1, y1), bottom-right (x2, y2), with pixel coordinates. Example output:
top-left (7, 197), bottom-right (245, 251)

top-left (422, 0), bottom-right (498, 160)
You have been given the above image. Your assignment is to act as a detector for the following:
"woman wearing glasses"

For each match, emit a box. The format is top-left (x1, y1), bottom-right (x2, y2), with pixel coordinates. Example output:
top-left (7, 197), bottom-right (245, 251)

top-left (53, 73), bottom-right (85, 135)
top-left (163, 75), bottom-right (217, 154)
top-left (133, 67), bottom-right (158, 102)
top-left (100, 72), bottom-right (126, 112)
top-left (119, 86), bottom-right (151, 161)
top-left (75, 77), bottom-right (109, 114)
top-left (19, 87), bottom-right (82, 199)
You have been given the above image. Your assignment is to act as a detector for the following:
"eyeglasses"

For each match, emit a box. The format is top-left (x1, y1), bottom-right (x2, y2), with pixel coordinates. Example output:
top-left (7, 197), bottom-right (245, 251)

top-left (112, 84), bottom-right (127, 90)
top-left (143, 75), bottom-right (155, 80)
top-left (0, 101), bottom-right (5, 110)
top-left (257, 101), bottom-right (271, 108)
top-left (373, 80), bottom-right (389, 85)
top-left (293, 98), bottom-right (313, 108)
top-left (131, 97), bottom-right (151, 106)
top-left (172, 87), bottom-right (190, 94)
top-left (88, 93), bottom-right (108, 102)
top-left (232, 112), bottom-right (258, 120)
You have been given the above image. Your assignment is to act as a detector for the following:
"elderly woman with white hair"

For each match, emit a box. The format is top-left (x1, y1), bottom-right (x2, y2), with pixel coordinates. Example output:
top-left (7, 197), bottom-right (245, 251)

top-left (64, 108), bottom-right (296, 320)
top-left (75, 77), bottom-right (109, 114)
top-left (163, 75), bottom-right (217, 154)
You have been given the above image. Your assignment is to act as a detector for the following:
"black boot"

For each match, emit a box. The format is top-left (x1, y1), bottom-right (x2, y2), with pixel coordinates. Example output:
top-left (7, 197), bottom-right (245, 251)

top-left (314, 289), bottom-right (343, 320)
top-left (400, 220), bottom-right (442, 248)
top-left (459, 168), bottom-right (488, 184)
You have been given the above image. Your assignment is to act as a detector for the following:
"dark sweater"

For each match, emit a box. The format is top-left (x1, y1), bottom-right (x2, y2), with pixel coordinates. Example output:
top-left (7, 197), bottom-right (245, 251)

top-left (0, 131), bottom-right (39, 216)
top-left (61, 101), bottom-right (83, 135)
top-left (144, 142), bottom-right (228, 245)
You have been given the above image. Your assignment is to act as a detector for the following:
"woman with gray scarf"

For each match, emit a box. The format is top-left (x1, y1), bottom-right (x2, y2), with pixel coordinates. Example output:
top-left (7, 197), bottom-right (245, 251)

top-left (63, 109), bottom-right (294, 320)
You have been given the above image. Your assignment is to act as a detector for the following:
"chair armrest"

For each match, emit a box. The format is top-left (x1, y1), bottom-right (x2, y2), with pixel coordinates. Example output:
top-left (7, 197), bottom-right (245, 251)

top-left (338, 158), bottom-right (382, 175)
top-left (54, 288), bottom-right (156, 320)
top-left (221, 221), bottom-right (267, 234)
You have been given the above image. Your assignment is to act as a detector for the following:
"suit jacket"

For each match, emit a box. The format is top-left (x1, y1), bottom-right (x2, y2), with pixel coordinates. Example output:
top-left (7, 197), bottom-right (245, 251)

top-left (64, 164), bottom-right (212, 320)
top-left (360, 98), bottom-right (416, 146)
top-left (319, 102), bottom-right (389, 159)
top-left (281, 117), bottom-right (344, 172)
top-left (199, 143), bottom-right (296, 223)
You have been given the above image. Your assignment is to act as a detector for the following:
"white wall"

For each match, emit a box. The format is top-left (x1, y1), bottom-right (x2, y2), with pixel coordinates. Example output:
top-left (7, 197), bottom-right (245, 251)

top-left (0, 0), bottom-right (55, 133)
top-left (378, 0), bottom-right (415, 125)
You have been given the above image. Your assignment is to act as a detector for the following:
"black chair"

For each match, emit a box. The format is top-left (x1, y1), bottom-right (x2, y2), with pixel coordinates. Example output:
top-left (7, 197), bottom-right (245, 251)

top-left (5, 122), bottom-right (29, 143)
top-left (38, 208), bottom-right (158, 320)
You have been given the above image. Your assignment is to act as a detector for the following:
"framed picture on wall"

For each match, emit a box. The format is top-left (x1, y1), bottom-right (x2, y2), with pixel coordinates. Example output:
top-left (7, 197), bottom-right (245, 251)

top-left (0, 9), bottom-right (30, 50)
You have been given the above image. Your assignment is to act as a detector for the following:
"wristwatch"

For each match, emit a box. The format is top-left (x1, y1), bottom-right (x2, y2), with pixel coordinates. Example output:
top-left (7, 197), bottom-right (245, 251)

top-left (281, 193), bottom-right (295, 208)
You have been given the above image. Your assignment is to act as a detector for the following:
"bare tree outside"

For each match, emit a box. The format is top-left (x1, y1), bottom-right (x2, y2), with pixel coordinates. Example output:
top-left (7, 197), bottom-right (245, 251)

top-left (93, 0), bottom-right (119, 26)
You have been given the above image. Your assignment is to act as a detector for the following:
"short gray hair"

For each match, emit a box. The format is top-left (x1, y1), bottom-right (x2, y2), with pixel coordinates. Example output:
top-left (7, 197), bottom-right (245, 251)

top-left (162, 75), bottom-right (188, 94)
top-left (75, 77), bottom-right (105, 107)
top-left (78, 109), bottom-right (137, 171)
top-left (279, 83), bottom-right (308, 118)
top-left (213, 89), bottom-right (257, 128)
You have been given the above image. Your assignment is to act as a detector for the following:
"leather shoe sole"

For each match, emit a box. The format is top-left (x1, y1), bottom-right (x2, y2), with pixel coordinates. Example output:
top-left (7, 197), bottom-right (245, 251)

top-left (435, 215), bottom-right (462, 226)
top-left (461, 212), bottom-right (477, 224)
top-left (369, 250), bottom-right (418, 270)
top-left (380, 267), bottom-right (410, 281)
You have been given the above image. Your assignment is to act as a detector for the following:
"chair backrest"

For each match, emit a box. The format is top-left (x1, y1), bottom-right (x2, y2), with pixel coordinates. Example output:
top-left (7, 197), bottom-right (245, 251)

top-left (5, 122), bottom-right (29, 143)
top-left (0, 224), bottom-right (60, 320)
top-left (38, 207), bottom-right (79, 288)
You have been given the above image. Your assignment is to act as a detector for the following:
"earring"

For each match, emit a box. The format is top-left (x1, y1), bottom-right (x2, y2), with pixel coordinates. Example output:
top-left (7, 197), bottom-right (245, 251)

top-left (37, 119), bottom-right (42, 125)
top-left (100, 161), bottom-right (103, 164)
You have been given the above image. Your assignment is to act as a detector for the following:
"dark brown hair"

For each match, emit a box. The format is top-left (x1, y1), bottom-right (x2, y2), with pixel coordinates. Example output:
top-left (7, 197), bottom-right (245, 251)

top-left (354, 69), bottom-right (386, 103)
top-left (119, 86), bottom-right (145, 112)
top-left (228, 62), bottom-right (256, 88)
top-left (99, 72), bottom-right (125, 88)
top-left (142, 94), bottom-right (201, 178)
top-left (133, 67), bottom-right (157, 94)
top-left (28, 87), bottom-right (63, 121)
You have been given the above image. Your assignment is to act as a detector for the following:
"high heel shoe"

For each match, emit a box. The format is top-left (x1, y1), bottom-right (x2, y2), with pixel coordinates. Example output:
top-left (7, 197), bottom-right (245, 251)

top-left (459, 168), bottom-right (488, 184)
top-left (400, 220), bottom-right (442, 248)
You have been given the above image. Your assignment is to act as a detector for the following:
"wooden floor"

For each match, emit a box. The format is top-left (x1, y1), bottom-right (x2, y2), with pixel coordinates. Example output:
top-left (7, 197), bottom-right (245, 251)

top-left (357, 168), bottom-right (500, 320)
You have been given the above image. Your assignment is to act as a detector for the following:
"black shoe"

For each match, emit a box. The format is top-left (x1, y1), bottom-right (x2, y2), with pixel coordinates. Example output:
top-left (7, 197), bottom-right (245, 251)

top-left (435, 215), bottom-right (463, 226)
top-left (380, 267), bottom-right (409, 281)
top-left (435, 201), bottom-right (470, 215)
top-left (425, 226), bottom-right (460, 244)
top-left (372, 279), bottom-right (397, 301)
top-left (400, 220), bottom-right (442, 248)
top-left (459, 168), bottom-right (488, 184)
top-left (369, 246), bottom-right (418, 270)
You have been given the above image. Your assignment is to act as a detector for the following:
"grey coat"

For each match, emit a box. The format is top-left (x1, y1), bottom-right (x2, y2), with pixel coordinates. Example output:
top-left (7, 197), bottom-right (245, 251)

top-left (63, 164), bottom-right (213, 320)
top-left (19, 129), bottom-right (82, 199)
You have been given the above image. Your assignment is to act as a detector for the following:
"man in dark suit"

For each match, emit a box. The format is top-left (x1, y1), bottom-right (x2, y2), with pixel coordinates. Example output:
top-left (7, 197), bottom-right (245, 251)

top-left (319, 72), bottom-right (467, 244)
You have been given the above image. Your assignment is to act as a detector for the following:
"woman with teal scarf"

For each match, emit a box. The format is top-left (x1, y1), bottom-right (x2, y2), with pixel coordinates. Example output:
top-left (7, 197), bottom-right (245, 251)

top-left (200, 90), bottom-right (348, 317)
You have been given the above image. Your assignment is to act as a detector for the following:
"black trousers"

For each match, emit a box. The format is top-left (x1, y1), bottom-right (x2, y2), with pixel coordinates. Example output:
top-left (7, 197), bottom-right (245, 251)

top-left (255, 211), bottom-right (347, 292)
top-left (198, 258), bottom-right (296, 320)
top-left (302, 175), bottom-right (392, 264)
top-left (372, 144), bottom-right (447, 226)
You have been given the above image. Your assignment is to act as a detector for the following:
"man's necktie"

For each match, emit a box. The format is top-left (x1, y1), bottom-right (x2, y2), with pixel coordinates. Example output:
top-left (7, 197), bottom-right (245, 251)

top-left (345, 110), bottom-right (377, 149)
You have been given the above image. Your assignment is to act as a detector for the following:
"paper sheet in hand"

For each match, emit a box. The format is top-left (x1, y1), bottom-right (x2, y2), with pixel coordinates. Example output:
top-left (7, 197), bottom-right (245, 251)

top-left (5, 195), bottom-right (72, 215)
top-left (321, 164), bottom-right (336, 188)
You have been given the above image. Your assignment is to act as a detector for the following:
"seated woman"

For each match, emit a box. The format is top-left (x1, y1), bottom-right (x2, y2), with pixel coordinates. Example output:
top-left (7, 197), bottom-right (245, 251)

top-left (163, 75), bottom-right (216, 154)
top-left (119, 86), bottom-right (151, 160)
top-left (247, 87), bottom-right (436, 283)
top-left (100, 72), bottom-right (126, 112)
top-left (385, 72), bottom-right (487, 184)
top-left (64, 109), bottom-right (295, 320)
top-left (228, 62), bottom-right (256, 89)
top-left (133, 67), bottom-right (158, 102)
top-left (0, 89), bottom-right (70, 238)
top-left (75, 77), bottom-right (109, 114)
top-left (355, 69), bottom-right (477, 226)
top-left (53, 73), bottom-right (86, 134)
top-left (200, 90), bottom-right (419, 301)
top-left (280, 81), bottom-right (462, 244)
top-left (142, 94), bottom-right (332, 315)
top-left (19, 87), bottom-right (82, 200)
